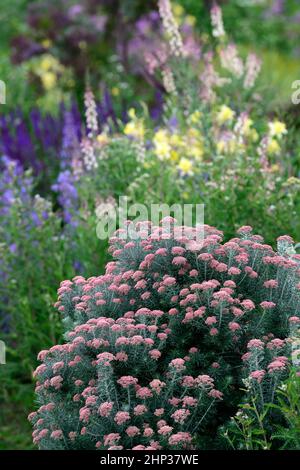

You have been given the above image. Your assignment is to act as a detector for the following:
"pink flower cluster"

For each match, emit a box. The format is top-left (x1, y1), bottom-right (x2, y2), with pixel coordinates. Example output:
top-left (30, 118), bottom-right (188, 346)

top-left (30, 219), bottom-right (298, 450)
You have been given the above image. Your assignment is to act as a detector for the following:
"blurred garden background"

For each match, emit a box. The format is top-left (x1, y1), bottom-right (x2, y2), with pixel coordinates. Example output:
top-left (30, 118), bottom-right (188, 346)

top-left (0, 0), bottom-right (300, 450)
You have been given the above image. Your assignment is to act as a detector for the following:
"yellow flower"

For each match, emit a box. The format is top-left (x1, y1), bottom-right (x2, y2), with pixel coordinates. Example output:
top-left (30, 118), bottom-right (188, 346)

top-left (189, 110), bottom-right (202, 125)
top-left (187, 127), bottom-right (201, 139)
top-left (240, 117), bottom-right (253, 136)
top-left (154, 141), bottom-right (171, 160)
top-left (39, 55), bottom-right (59, 72)
top-left (97, 133), bottom-right (109, 145)
top-left (170, 150), bottom-right (180, 162)
top-left (216, 136), bottom-right (240, 154)
top-left (190, 143), bottom-right (203, 159)
top-left (271, 164), bottom-right (280, 173)
top-left (177, 157), bottom-right (193, 175)
top-left (153, 129), bottom-right (169, 144)
top-left (128, 108), bottom-right (136, 120)
top-left (41, 72), bottom-right (57, 90)
top-left (41, 39), bottom-right (52, 49)
top-left (249, 128), bottom-right (259, 142)
top-left (283, 177), bottom-right (300, 187)
top-left (267, 139), bottom-right (280, 155)
top-left (124, 120), bottom-right (145, 139)
top-left (268, 120), bottom-right (287, 139)
top-left (173, 4), bottom-right (184, 17)
top-left (216, 140), bottom-right (226, 154)
top-left (216, 105), bottom-right (235, 125)
top-left (185, 15), bottom-right (196, 27)
top-left (111, 87), bottom-right (120, 97)
top-left (170, 133), bottom-right (183, 147)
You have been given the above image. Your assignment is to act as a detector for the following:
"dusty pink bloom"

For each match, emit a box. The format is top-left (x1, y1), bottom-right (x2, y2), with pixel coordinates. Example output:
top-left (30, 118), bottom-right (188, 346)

top-left (126, 426), bottom-right (140, 437)
top-left (115, 352), bottom-right (128, 362)
top-left (189, 347), bottom-right (198, 354)
top-left (267, 339), bottom-right (285, 350)
top-left (168, 432), bottom-right (192, 446)
top-left (50, 375), bottom-right (63, 390)
top-left (158, 425), bottom-right (173, 435)
top-left (229, 321), bottom-right (240, 331)
top-left (169, 358), bottom-right (186, 371)
top-left (247, 339), bottom-right (264, 350)
top-left (104, 433), bottom-right (121, 446)
top-left (143, 427), bottom-right (154, 437)
top-left (117, 376), bottom-right (138, 388)
top-left (260, 301), bottom-right (276, 309)
top-left (208, 389), bottom-right (223, 399)
top-left (114, 411), bottom-right (130, 425)
top-left (263, 280), bottom-right (278, 289)
top-left (228, 267), bottom-right (241, 276)
top-left (98, 402), bottom-right (114, 417)
top-left (134, 405), bottom-right (147, 416)
top-left (171, 408), bottom-right (190, 423)
top-left (149, 349), bottom-right (161, 360)
top-left (150, 379), bottom-right (165, 393)
top-left (163, 276), bottom-right (177, 286)
top-left (172, 256), bottom-right (187, 266)
top-left (210, 328), bottom-right (219, 336)
top-left (51, 430), bottom-right (63, 440)
top-left (268, 360), bottom-right (286, 373)
top-left (197, 374), bottom-right (214, 387)
top-left (205, 316), bottom-right (217, 326)
top-left (289, 316), bottom-right (300, 324)
top-left (136, 387), bottom-right (153, 399)
top-left (52, 361), bottom-right (64, 373)
top-left (250, 370), bottom-right (266, 383)
top-left (182, 396), bottom-right (198, 407)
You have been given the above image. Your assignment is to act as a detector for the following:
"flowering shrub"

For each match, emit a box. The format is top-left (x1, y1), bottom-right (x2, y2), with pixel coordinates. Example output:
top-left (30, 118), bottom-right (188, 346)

top-left (29, 219), bottom-right (300, 449)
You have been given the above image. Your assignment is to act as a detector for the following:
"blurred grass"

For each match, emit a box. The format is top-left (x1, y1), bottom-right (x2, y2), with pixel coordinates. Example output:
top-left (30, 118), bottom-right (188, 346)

top-left (0, 385), bottom-right (34, 450)
top-left (256, 49), bottom-right (300, 109)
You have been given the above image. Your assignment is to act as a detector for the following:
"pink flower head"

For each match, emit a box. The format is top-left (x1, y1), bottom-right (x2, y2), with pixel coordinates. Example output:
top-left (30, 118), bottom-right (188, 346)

top-left (114, 411), bottom-right (130, 425)
top-left (134, 405), bottom-right (147, 416)
top-left (143, 427), bottom-right (154, 438)
top-left (150, 379), bottom-right (165, 393)
top-left (117, 376), bottom-right (138, 388)
top-left (126, 426), bottom-right (140, 437)
top-left (205, 316), bottom-right (217, 326)
top-left (260, 301), bottom-right (276, 310)
top-left (50, 375), bottom-right (63, 390)
top-left (136, 387), bottom-right (153, 399)
top-left (228, 321), bottom-right (240, 332)
top-left (168, 432), bottom-right (192, 446)
top-left (208, 389), bottom-right (223, 399)
top-left (250, 370), bottom-right (266, 383)
top-left (268, 359), bottom-right (287, 373)
top-left (104, 433), bottom-right (121, 446)
top-left (158, 425), bottom-right (173, 435)
top-left (171, 408), bottom-right (191, 424)
top-left (149, 349), bottom-right (161, 360)
top-left (263, 280), bottom-right (278, 289)
top-left (51, 430), bottom-right (63, 440)
top-left (169, 358), bottom-right (186, 371)
top-left (98, 402), bottom-right (114, 417)
top-left (172, 256), bottom-right (187, 266)
top-left (247, 339), bottom-right (264, 350)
